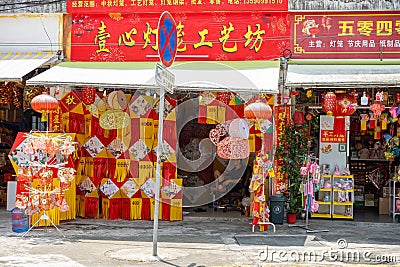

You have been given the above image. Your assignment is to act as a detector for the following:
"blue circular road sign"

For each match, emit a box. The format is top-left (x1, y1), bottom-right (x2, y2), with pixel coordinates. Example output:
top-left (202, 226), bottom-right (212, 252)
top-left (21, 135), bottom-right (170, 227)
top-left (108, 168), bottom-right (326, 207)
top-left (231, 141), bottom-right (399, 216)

top-left (157, 11), bottom-right (177, 68)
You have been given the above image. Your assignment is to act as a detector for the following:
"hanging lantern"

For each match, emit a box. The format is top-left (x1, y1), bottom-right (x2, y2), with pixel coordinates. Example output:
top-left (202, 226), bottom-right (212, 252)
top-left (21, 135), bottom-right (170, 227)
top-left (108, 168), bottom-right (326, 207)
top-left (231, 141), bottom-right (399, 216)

top-left (31, 93), bottom-right (59, 122)
top-left (244, 101), bottom-right (272, 123)
top-left (322, 92), bottom-right (336, 116)
top-left (335, 93), bottom-right (357, 116)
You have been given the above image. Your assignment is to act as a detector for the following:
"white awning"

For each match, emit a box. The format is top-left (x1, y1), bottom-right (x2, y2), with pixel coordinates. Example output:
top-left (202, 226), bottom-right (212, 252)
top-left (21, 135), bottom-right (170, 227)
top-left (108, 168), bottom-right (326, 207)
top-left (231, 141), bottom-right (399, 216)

top-left (286, 62), bottom-right (400, 88)
top-left (26, 61), bottom-right (280, 94)
top-left (0, 51), bottom-right (60, 81)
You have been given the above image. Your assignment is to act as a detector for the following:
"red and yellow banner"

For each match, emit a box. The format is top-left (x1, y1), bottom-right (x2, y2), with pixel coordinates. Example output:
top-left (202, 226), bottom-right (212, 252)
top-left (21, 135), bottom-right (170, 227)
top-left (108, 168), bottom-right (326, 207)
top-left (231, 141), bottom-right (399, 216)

top-left (67, 0), bottom-right (288, 13)
top-left (70, 12), bottom-right (290, 61)
top-left (291, 12), bottom-right (400, 59)
top-left (272, 105), bottom-right (290, 195)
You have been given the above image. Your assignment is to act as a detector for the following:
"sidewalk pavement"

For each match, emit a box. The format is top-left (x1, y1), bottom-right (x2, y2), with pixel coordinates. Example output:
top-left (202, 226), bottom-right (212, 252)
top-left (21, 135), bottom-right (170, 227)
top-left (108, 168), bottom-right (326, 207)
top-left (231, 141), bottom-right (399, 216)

top-left (1, 207), bottom-right (400, 267)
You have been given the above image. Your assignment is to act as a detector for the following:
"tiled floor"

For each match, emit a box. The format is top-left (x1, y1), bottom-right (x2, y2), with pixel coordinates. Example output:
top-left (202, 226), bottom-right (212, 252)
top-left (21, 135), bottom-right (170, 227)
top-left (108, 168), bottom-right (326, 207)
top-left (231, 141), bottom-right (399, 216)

top-left (354, 206), bottom-right (396, 223)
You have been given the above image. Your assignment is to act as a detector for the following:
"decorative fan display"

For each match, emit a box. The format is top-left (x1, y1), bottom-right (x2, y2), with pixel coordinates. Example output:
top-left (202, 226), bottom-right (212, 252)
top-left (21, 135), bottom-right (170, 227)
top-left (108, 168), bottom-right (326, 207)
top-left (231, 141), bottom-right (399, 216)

top-left (161, 180), bottom-right (181, 199)
top-left (11, 132), bottom-right (77, 218)
top-left (129, 139), bottom-right (150, 161)
top-left (140, 178), bottom-right (156, 198)
top-left (100, 179), bottom-right (120, 199)
top-left (120, 179), bottom-right (140, 198)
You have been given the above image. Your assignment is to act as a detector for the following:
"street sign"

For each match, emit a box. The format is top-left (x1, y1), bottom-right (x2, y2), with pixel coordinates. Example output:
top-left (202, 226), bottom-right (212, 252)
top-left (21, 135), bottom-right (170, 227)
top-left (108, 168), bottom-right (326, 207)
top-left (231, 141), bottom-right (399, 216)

top-left (155, 63), bottom-right (175, 94)
top-left (157, 11), bottom-right (177, 68)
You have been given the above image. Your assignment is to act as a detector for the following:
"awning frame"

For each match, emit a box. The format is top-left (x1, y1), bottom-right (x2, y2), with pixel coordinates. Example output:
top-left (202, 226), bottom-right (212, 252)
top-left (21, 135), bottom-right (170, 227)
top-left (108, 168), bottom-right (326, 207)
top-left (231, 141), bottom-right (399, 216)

top-left (285, 59), bottom-right (400, 89)
top-left (26, 61), bottom-right (280, 94)
top-left (0, 51), bottom-right (62, 82)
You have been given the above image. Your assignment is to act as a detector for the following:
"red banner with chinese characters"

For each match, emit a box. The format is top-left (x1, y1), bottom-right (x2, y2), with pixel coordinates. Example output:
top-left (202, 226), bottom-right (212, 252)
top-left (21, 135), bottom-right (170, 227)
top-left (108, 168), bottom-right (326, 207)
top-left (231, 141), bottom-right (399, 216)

top-left (67, 0), bottom-right (288, 13)
top-left (70, 12), bottom-right (290, 61)
top-left (273, 105), bottom-right (290, 195)
top-left (291, 12), bottom-right (400, 59)
top-left (320, 117), bottom-right (346, 143)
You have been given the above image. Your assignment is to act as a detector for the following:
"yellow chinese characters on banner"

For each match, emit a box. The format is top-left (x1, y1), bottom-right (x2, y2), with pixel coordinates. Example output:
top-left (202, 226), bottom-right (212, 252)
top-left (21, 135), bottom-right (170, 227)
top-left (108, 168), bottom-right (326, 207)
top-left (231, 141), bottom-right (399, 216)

top-left (273, 106), bottom-right (290, 195)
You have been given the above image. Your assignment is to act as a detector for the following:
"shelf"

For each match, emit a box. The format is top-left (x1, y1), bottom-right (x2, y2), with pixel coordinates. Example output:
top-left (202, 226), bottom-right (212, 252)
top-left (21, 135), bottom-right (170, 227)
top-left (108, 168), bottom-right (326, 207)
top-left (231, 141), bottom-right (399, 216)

top-left (317, 201), bottom-right (332, 205)
top-left (332, 214), bottom-right (353, 219)
top-left (315, 174), bottom-right (354, 220)
top-left (333, 175), bottom-right (353, 179)
top-left (333, 201), bottom-right (353, 206)
top-left (333, 189), bottom-right (354, 192)
top-left (351, 159), bottom-right (393, 162)
top-left (311, 213), bottom-right (331, 218)
top-left (319, 188), bottom-right (332, 192)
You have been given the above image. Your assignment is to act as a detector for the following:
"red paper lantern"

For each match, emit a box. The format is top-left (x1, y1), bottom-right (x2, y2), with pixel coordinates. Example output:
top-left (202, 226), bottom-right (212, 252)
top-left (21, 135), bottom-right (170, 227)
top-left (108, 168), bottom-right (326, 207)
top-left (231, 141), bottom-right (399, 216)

top-left (244, 102), bottom-right (272, 121)
top-left (322, 92), bottom-right (336, 116)
top-left (31, 93), bottom-right (59, 113)
top-left (322, 92), bottom-right (357, 116)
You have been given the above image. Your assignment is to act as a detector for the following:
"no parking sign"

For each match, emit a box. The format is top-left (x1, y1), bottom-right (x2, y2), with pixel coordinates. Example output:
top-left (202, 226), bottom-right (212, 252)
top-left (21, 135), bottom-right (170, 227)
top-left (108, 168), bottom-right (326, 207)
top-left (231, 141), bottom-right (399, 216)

top-left (157, 11), bottom-right (177, 68)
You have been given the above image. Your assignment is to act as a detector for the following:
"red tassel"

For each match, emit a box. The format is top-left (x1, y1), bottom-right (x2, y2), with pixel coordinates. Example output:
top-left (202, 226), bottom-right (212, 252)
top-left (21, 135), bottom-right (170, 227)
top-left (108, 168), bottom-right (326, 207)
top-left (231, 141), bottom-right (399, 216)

top-left (162, 162), bottom-right (176, 183)
top-left (198, 105), bottom-right (206, 124)
top-left (142, 198), bottom-right (151, 220)
top-left (85, 197), bottom-right (98, 219)
top-left (369, 119), bottom-right (376, 129)
top-left (162, 200), bottom-right (171, 221)
top-left (109, 199), bottom-right (121, 220)
top-left (93, 158), bottom-right (108, 185)
top-left (121, 198), bottom-right (131, 220)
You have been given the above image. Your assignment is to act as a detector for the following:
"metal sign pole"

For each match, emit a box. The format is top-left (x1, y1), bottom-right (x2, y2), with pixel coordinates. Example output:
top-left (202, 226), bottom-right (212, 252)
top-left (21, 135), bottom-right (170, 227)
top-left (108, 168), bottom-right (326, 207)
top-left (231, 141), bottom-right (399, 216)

top-left (153, 86), bottom-right (165, 256)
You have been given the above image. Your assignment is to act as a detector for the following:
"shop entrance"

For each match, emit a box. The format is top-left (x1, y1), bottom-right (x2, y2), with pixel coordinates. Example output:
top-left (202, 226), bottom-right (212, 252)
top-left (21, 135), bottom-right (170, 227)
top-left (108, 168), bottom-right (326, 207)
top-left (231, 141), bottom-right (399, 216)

top-left (176, 94), bottom-right (261, 218)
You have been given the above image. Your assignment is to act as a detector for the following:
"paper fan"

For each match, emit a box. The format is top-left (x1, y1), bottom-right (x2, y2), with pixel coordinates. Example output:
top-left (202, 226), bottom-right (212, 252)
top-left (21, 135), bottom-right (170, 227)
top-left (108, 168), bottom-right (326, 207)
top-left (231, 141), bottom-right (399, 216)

top-left (120, 179), bottom-right (140, 198)
top-left (140, 178), bottom-right (156, 198)
top-left (161, 180), bottom-right (181, 199)
top-left (100, 179), bottom-right (119, 199)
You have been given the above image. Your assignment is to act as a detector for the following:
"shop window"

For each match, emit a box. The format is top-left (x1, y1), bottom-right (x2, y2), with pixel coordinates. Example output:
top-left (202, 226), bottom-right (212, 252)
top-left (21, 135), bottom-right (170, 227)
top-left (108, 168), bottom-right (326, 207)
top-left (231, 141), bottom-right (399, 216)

top-left (31, 115), bottom-right (47, 131)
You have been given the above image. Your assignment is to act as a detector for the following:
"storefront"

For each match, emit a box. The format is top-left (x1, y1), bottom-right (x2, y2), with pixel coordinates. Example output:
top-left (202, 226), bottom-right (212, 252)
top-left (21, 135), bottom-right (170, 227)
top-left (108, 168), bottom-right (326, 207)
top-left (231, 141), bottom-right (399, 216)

top-left (285, 11), bottom-right (400, 221)
top-left (18, 0), bottom-right (291, 224)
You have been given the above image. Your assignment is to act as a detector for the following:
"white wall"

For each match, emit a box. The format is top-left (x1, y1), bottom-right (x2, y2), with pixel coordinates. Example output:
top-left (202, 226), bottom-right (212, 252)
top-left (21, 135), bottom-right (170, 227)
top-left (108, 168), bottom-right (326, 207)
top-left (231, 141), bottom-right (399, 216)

top-left (0, 14), bottom-right (63, 53)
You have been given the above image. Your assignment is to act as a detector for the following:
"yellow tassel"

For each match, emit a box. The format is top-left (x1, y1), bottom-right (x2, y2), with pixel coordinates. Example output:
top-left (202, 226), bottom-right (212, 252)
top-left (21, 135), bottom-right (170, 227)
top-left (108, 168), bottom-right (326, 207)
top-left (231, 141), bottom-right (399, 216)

top-left (102, 198), bottom-right (110, 220)
top-left (41, 112), bottom-right (48, 122)
top-left (170, 199), bottom-right (182, 221)
top-left (130, 198), bottom-right (142, 220)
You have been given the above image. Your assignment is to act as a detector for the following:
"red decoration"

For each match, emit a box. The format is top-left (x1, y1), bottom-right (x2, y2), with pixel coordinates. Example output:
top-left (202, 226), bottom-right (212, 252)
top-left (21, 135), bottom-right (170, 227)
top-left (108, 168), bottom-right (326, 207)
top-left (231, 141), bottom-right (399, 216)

top-left (82, 87), bottom-right (96, 105)
top-left (244, 102), bottom-right (272, 121)
top-left (322, 92), bottom-right (336, 116)
top-left (322, 92), bottom-right (357, 116)
top-left (335, 94), bottom-right (357, 116)
top-left (30, 93), bottom-right (59, 113)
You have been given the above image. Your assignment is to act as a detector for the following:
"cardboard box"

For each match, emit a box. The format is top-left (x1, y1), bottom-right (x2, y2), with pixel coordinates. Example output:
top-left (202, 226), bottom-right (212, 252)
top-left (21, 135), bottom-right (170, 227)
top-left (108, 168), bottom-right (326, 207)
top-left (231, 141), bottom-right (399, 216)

top-left (365, 194), bottom-right (375, 207)
top-left (379, 197), bottom-right (389, 215)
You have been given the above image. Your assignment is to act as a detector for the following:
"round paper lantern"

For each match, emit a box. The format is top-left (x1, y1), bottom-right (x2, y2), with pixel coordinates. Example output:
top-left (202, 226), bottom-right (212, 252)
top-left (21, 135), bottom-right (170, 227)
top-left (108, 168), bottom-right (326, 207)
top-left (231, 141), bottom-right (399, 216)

top-left (31, 93), bottom-right (59, 113)
top-left (244, 102), bottom-right (272, 121)
top-left (322, 92), bottom-right (336, 116)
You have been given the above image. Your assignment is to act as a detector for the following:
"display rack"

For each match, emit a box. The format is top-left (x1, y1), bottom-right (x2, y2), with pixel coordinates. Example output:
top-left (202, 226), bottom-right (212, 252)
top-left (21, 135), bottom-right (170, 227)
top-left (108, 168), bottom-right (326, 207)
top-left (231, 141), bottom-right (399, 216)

top-left (389, 178), bottom-right (400, 222)
top-left (289, 155), bottom-right (328, 233)
top-left (312, 174), bottom-right (354, 219)
top-left (312, 175), bottom-right (332, 219)
top-left (332, 175), bottom-right (354, 219)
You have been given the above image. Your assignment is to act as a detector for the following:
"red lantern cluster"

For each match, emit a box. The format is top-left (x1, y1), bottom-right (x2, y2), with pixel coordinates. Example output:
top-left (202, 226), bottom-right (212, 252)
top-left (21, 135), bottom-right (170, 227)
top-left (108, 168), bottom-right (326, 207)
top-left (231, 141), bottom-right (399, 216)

top-left (322, 92), bottom-right (357, 116)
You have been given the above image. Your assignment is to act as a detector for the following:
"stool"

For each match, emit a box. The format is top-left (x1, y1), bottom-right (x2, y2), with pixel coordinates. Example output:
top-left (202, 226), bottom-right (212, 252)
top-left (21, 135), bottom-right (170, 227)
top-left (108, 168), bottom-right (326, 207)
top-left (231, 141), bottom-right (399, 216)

top-left (252, 221), bottom-right (276, 233)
